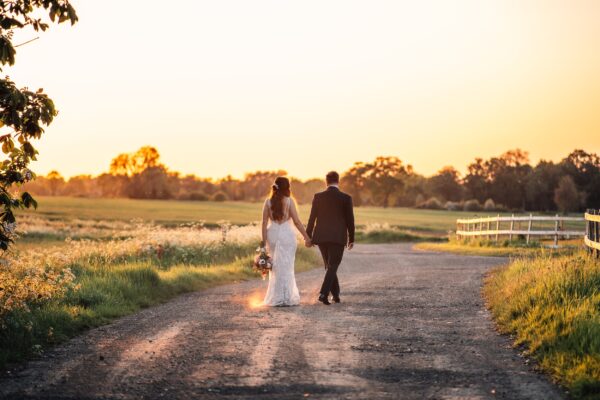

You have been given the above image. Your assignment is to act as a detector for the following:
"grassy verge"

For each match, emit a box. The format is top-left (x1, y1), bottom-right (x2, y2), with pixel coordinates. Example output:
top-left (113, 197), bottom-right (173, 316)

top-left (415, 238), bottom-right (581, 258)
top-left (484, 252), bottom-right (600, 399)
top-left (0, 246), bottom-right (320, 368)
top-left (356, 228), bottom-right (445, 244)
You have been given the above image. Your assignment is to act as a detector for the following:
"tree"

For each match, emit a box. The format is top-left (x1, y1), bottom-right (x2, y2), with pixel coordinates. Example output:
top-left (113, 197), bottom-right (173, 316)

top-left (463, 158), bottom-right (489, 202)
top-left (560, 150), bottom-right (600, 208)
top-left (487, 149), bottom-right (532, 210)
top-left (127, 166), bottom-right (175, 199)
top-left (347, 156), bottom-right (411, 208)
top-left (554, 175), bottom-right (580, 213)
top-left (109, 146), bottom-right (162, 176)
top-left (525, 160), bottom-right (562, 211)
top-left (0, 1), bottom-right (77, 250)
top-left (46, 170), bottom-right (65, 196)
top-left (426, 166), bottom-right (463, 202)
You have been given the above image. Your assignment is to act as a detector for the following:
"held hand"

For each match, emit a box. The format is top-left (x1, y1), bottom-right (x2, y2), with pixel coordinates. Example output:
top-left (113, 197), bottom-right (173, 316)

top-left (304, 238), bottom-right (312, 248)
top-left (347, 242), bottom-right (354, 250)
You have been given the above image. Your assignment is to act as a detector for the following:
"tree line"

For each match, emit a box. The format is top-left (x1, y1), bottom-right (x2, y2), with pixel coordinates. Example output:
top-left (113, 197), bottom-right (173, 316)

top-left (23, 146), bottom-right (600, 212)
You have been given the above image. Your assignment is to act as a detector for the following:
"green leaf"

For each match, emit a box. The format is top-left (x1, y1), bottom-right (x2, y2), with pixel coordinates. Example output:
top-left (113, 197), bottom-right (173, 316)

top-left (21, 192), bottom-right (37, 209)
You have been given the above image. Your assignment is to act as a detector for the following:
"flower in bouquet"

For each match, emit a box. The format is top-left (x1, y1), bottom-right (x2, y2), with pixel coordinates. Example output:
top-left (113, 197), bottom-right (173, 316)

top-left (253, 245), bottom-right (272, 280)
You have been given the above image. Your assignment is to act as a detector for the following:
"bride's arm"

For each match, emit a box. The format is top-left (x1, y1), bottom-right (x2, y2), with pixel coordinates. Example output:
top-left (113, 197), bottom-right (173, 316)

top-left (289, 199), bottom-right (310, 241)
top-left (261, 200), bottom-right (269, 247)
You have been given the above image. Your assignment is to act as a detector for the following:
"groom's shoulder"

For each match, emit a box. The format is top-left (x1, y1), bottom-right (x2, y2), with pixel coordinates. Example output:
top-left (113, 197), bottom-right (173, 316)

top-left (339, 190), bottom-right (352, 201)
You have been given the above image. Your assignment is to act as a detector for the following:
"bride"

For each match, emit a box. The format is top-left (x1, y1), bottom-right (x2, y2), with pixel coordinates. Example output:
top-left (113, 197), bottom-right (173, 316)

top-left (261, 177), bottom-right (312, 306)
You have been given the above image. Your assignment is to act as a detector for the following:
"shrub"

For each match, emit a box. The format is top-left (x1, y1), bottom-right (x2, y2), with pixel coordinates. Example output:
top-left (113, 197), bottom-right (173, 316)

top-left (483, 198), bottom-right (496, 211)
top-left (414, 194), bottom-right (425, 207)
top-left (188, 191), bottom-right (209, 201)
top-left (418, 197), bottom-right (443, 210)
top-left (445, 201), bottom-right (461, 211)
top-left (212, 191), bottom-right (228, 202)
top-left (463, 199), bottom-right (482, 211)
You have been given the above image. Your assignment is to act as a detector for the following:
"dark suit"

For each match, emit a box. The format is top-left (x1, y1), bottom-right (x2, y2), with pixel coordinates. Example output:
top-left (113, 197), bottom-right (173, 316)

top-left (306, 186), bottom-right (355, 298)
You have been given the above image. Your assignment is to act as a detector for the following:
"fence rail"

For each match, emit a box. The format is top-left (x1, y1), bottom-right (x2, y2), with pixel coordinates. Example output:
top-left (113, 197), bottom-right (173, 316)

top-left (585, 210), bottom-right (600, 255)
top-left (456, 214), bottom-right (585, 246)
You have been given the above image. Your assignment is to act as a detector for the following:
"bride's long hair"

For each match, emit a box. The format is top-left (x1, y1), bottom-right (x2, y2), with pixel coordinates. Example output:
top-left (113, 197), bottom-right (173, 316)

top-left (270, 177), bottom-right (291, 221)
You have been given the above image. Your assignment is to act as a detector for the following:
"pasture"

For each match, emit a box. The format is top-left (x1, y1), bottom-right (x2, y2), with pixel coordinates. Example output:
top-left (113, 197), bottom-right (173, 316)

top-left (18, 196), bottom-right (580, 234)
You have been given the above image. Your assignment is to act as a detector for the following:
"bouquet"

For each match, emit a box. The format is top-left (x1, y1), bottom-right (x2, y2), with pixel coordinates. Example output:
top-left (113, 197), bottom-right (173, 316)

top-left (253, 245), bottom-right (273, 280)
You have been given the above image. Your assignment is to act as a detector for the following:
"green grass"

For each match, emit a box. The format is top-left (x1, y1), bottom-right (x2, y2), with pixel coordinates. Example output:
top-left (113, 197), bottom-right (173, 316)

top-left (484, 252), bottom-right (600, 399)
top-left (0, 246), bottom-right (320, 367)
top-left (415, 238), bottom-right (582, 258)
top-left (15, 196), bottom-right (510, 233)
top-left (356, 229), bottom-right (445, 244)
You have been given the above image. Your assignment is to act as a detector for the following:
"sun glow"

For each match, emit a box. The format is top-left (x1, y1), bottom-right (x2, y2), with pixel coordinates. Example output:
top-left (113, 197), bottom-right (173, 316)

top-left (6, 0), bottom-right (600, 178)
top-left (247, 292), bottom-right (265, 310)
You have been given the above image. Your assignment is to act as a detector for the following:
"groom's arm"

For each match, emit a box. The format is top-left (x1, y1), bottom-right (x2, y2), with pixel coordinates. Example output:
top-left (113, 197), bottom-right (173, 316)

top-left (346, 195), bottom-right (355, 245)
top-left (306, 194), bottom-right (318, 239)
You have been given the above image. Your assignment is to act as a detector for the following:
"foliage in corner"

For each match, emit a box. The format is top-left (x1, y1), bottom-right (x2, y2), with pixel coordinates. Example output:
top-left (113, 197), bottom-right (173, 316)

top-left (0, 0), bottom-right (77, 250)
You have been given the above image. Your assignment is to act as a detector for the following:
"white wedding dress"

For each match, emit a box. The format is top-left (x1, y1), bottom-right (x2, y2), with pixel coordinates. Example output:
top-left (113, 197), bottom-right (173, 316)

top-left (263, 197), bottom-right (301, 306)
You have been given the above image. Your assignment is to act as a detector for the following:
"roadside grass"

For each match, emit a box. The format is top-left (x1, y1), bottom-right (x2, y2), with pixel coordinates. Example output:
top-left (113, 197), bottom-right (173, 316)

top-left (484, 252), bottom-right (600, 399)
top-left (415, 238), bottom-right (581, 258)
top-left (0, 245), bottom-right (319, 367)
top-left (356, 227), bottom-right (446, 244)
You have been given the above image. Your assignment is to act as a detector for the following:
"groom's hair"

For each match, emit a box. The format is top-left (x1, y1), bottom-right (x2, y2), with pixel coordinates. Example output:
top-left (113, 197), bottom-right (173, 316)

top-left (326, 171), bottom-right (340, 185)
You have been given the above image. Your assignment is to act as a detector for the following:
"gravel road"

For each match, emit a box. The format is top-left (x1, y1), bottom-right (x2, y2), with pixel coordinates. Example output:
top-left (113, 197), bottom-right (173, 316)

top-left (0, 244), bottom-right (563, 400)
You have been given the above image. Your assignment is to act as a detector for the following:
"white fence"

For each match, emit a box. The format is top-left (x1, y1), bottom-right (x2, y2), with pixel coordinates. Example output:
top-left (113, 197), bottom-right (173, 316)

top-left (585, 210), bottom-right (600, 255)
top-left (456, 214), bottom-right (585, 246)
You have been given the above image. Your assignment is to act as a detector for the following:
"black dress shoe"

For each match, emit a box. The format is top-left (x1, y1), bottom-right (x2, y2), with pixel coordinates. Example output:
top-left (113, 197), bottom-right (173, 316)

top-left (318, 294), bottom-right (331, 305)
top-left (332, 296), bottom-right (341, 303)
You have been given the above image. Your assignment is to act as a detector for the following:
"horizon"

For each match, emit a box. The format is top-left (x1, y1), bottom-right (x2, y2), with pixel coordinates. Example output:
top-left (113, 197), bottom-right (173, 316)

top-left (5, 0), bottom-right (600, 180)
top-left (38, 145), bottom-right (597, 182)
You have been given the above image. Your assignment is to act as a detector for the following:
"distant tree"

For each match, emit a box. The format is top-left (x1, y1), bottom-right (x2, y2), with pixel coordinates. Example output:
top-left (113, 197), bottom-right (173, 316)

top-left (219, 175), bottom-right (243, 201)
top-left (345, 156), bottom-right (411, 208)
top-left (109, 146), bottom-right (162, 176)
top-left (487, 149), bottom-right (532, 210)
top-left (241, 170), bottom-right (286, 201)
top-left (130, 146), bottom-right (161, 174)
top-left (341, 162), bottom-right (370, 206)
top-left (96, 173), bottom-right (129, 197)
top-left (127, 166), bottom-right (174, 199)
top-left (426, 166), bottom-right (463, 202)
top-left (46, 170), bottom-right (65, 196)
top-left (560, 149), bottom-right (600, 208)
top-left (109, 153), bottom-right (131, 176)
top-left (554, 175), bottom-right (580, 213)
top-left (0, 0), bottom-right (77, 250)
top-left (63, 175), bottom-right (93, 197)
top-left (463, 158), bottom-right (489, 202)
top-left (525, 160), bottom-right (562, 211)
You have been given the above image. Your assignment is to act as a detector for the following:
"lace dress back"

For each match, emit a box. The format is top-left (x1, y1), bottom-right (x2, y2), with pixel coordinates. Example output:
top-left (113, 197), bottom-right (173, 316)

top-left (263, 197), bottom-right (300, 306)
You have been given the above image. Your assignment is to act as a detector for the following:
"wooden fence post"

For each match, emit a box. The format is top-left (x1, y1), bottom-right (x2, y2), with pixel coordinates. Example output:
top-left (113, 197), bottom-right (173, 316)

top-left (586, 209), bottom-right (591, 255)
top-left (509, 214), bottom-right (514, 242)
top-left (480, 218), bottom-right (483, 238)
top-left (526, 213), bottom-right (533, 244)
top-left (487, 218), bottom-right (491, 240)
top-left (495, 214), bottom-right (500, 242)
top-left (554, 213), bottom-right (559, 247)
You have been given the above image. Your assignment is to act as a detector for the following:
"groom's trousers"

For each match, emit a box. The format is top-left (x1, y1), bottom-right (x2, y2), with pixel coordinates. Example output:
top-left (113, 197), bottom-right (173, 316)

top-left (318, 243), bottom-right (345, 297)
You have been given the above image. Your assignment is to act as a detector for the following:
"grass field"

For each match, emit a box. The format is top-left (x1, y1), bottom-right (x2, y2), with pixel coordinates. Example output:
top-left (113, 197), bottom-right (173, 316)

top-left (0, 219), bottom-right (321, 367)
top-left (18, 196), bottom-right (584, 234)
top-left (484, 252), bottom-right (600, 399)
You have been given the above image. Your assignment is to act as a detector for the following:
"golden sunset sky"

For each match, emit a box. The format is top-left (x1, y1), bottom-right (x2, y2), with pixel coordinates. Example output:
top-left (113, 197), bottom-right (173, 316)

top-left (7, 0), bottom-right (600, 179)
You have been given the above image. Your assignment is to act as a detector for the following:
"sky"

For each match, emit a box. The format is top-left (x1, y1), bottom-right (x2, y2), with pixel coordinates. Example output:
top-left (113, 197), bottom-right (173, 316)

top-left (6, 0), bottom-right (600, 180)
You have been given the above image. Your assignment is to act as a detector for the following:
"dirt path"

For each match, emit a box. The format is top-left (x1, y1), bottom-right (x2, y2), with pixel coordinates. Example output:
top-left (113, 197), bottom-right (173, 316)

top-left (0, 244), bottom-right (563, 400)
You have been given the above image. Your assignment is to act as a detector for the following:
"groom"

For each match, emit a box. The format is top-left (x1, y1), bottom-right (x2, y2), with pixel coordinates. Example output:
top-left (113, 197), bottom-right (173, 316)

top-left (306, 171), bottom-right (355, 305)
